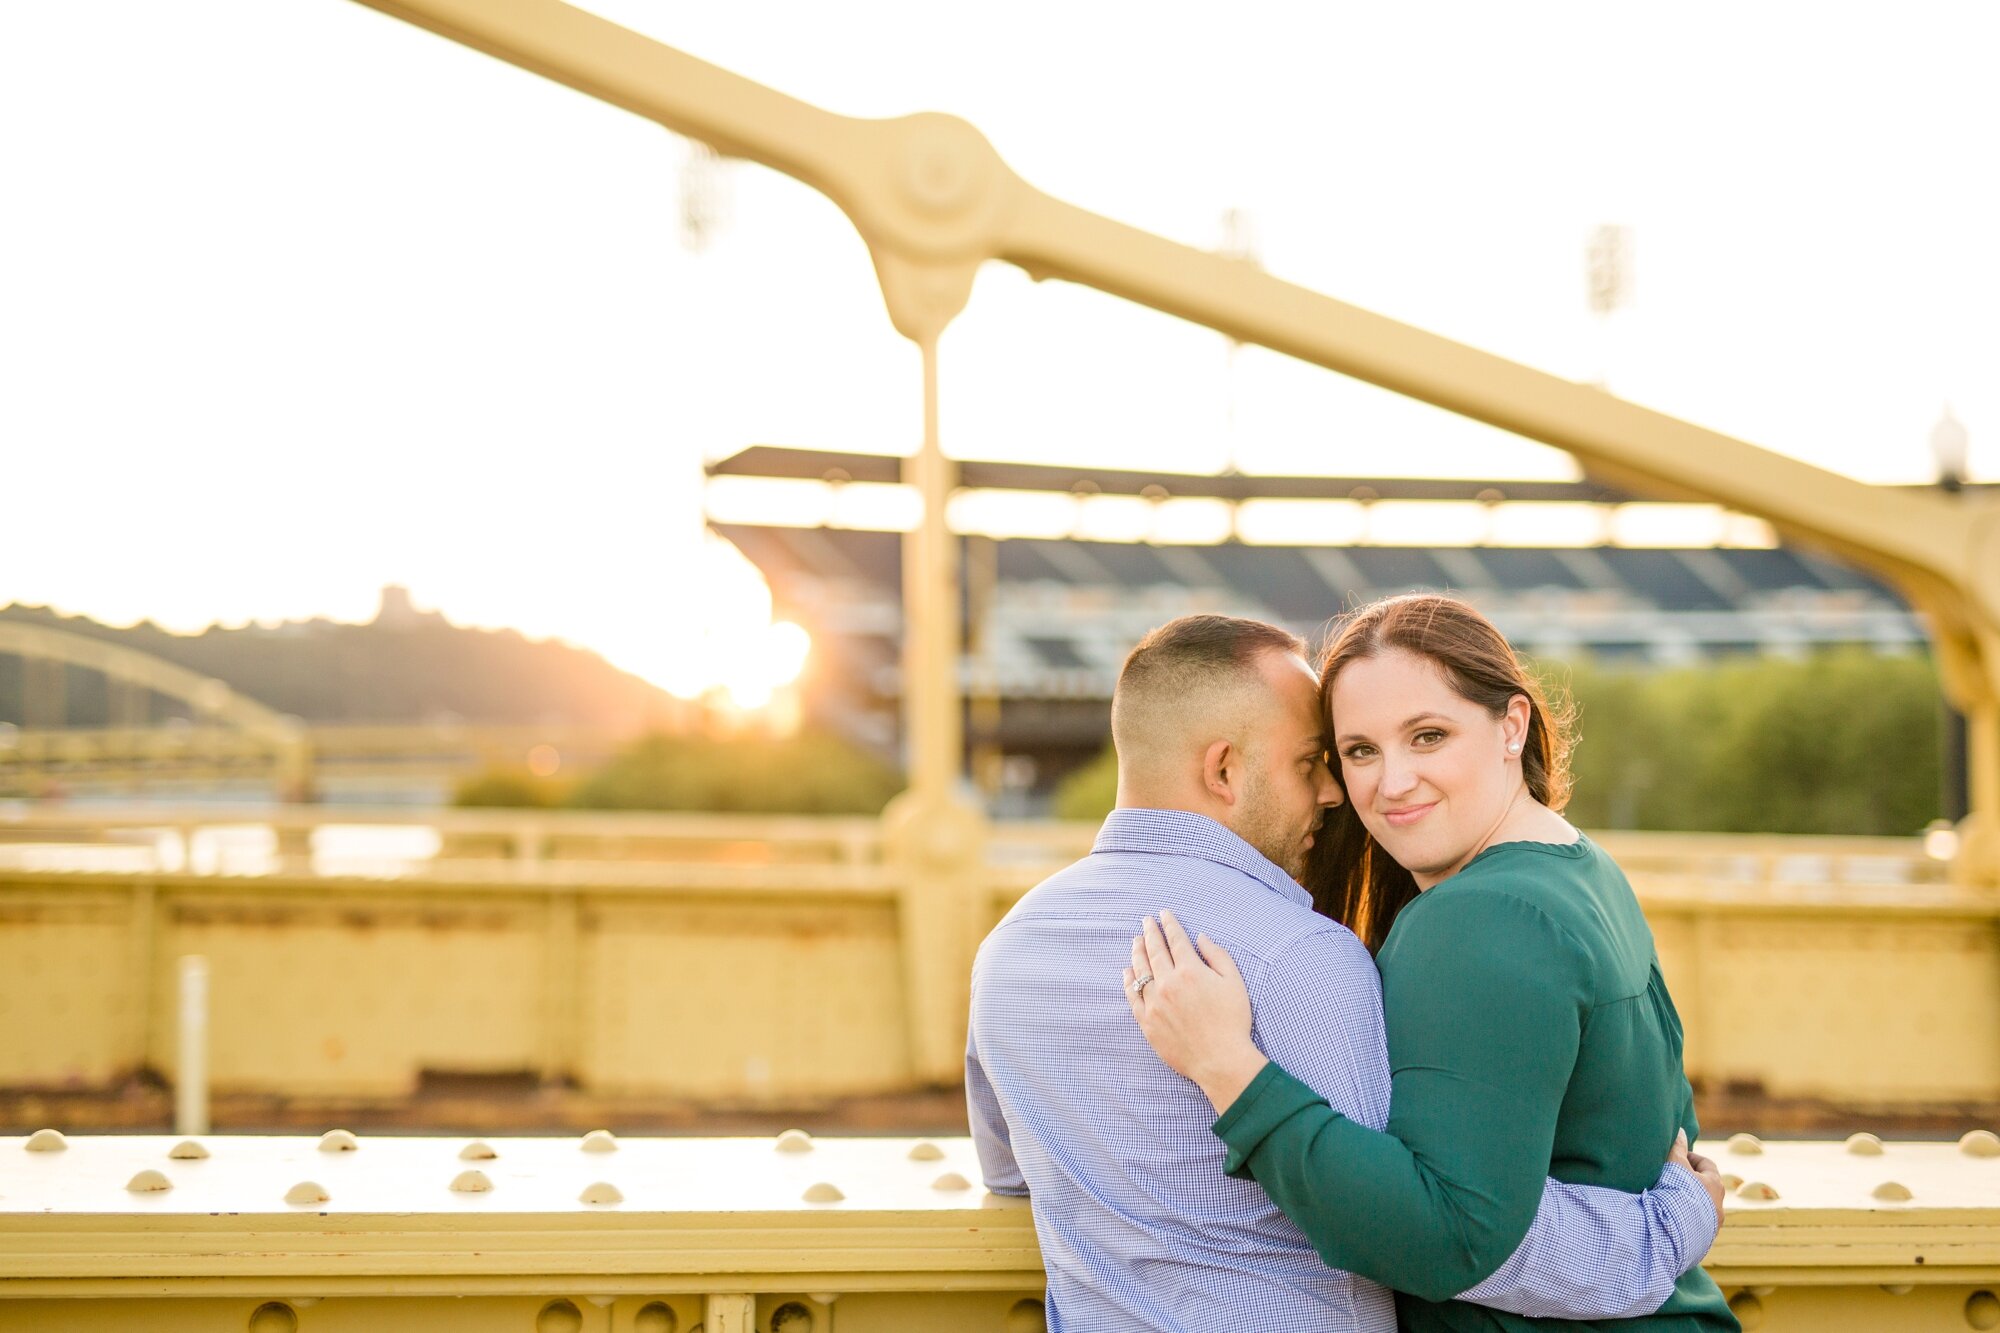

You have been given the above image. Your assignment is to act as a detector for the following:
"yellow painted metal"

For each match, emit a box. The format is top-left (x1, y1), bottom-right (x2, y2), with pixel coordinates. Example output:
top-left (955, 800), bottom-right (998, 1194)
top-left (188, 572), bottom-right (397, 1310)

top-left (877, 331), bottom-right (991, 1086)
top-left (2, 1133), bottom-right (1999, 1330)
top-left (344, 0), bottom-right (2000, 889)
top-left (0, 802), bottom-right (891, 867)
top-left (0, 830), bottom-right (1987, 1107)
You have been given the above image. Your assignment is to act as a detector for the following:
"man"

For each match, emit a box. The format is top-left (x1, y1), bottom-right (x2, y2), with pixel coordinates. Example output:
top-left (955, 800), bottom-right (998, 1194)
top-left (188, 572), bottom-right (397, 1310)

top-left (968, 614), bottom-right (1721, 1331)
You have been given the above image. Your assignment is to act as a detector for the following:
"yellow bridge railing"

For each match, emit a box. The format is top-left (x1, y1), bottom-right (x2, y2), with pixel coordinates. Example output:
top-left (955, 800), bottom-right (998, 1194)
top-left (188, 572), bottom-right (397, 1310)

top-left (4, 1130), bottom-right (1999, 1331)
top-left (0, 809), bottom-right (1985, 1111)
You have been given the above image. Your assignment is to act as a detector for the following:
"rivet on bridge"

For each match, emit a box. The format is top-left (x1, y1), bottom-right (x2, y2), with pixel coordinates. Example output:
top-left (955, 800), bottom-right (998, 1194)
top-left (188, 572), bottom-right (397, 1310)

top-left (580, 1129), bottom-right (618, 1153)
top-left (776, 1129), bottom-right (814, 1153)
top-left (317, 1129), bottom-right (358, 1153)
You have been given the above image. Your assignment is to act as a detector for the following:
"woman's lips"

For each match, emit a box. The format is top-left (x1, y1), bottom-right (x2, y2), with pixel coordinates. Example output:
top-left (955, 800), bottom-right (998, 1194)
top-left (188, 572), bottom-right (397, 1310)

top-left (1383, 802), bottom-right (1436, 827)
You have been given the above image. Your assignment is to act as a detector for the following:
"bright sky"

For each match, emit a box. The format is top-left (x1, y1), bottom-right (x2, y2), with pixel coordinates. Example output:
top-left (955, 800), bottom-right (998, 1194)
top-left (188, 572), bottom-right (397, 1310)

top-left (3, 1), bottom-right (1993, 695)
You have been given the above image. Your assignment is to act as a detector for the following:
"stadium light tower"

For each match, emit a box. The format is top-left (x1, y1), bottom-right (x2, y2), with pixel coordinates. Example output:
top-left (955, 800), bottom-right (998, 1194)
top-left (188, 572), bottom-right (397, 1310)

top-left (1932, 405), bottom-right (1969, 493)
top-left (1585, 224), bottom-right (1632, 389)
top-left (1933, 405), bottom-right (1973, 824)
top-left (1218, 208), bottom-right (1260, 478)
top-left (679, 140), bottom-right (731, 252)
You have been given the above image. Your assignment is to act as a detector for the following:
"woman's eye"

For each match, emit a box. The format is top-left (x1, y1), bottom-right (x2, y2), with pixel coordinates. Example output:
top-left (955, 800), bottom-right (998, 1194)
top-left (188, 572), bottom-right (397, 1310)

top-left (1414, 730), bottom-right (1445, 746)
top-left (1342, 744), bottom-right (1375, 762)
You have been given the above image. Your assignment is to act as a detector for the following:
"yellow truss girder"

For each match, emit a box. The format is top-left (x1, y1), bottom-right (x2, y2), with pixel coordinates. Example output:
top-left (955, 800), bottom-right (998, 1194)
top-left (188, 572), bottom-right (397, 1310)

top-left (347, 0), bottom-right (2000, 882)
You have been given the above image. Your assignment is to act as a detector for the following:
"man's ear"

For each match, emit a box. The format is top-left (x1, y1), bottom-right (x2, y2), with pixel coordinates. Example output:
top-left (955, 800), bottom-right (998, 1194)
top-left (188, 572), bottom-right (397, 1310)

top-left (1202, 738), bottom-right (1237, 806)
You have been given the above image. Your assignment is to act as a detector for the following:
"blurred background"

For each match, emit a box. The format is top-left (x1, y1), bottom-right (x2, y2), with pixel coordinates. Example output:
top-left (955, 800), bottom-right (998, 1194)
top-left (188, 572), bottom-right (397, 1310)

top-left (1, 1), bottom-right (1994, 1138)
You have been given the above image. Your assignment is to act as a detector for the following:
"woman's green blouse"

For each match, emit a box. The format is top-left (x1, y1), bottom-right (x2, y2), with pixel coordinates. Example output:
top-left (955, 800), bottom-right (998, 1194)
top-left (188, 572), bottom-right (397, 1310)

top-left (1213, 836), bottom-right (1738, 1331)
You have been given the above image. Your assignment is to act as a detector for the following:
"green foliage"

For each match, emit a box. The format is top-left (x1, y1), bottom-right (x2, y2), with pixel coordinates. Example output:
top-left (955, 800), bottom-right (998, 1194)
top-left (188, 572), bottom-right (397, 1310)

top-left (452, 768), bottom-right (566, 809)
top-left (562, 729), bottom-right (904, 815)
top-left (1052, 743), bottom-right (1120, 822)
top-left (1052, 649), bottom-right (1946, 835)
top-left (1555, 648), bottom-right (1943, 835)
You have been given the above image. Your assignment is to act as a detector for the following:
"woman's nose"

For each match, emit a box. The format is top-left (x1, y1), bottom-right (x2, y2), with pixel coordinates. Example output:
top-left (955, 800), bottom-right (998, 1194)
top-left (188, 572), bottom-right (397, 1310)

top-left (1379, 755), bottom-right (1418, 797)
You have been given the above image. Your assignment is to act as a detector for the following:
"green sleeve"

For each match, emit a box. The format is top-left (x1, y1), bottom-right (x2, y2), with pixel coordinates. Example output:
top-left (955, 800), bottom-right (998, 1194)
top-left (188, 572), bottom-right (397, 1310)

top-left (1214, 887), bottom-right (1592, 1301)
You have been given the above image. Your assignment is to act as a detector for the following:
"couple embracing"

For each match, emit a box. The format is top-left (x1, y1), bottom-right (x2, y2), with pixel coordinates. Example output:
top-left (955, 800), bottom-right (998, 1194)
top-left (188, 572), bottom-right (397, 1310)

top-left (968, 594), bottom-right (1739, 1332)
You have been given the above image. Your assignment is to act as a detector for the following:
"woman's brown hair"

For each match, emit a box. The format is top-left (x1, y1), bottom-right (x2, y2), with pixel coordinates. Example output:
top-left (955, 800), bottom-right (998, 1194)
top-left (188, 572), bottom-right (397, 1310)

top-left (1305, 593), bottom-right (1576, 952)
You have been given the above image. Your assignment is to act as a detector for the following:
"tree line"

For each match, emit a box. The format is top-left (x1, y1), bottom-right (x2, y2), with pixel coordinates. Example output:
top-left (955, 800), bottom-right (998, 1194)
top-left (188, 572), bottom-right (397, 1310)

top-left (1052, 647), bottom-right (1944, 835)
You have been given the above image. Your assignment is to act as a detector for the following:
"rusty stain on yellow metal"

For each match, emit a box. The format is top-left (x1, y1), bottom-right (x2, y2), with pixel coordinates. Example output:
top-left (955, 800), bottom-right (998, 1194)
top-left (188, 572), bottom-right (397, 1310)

top-left (120, 1170), bottom-right (170, 1194)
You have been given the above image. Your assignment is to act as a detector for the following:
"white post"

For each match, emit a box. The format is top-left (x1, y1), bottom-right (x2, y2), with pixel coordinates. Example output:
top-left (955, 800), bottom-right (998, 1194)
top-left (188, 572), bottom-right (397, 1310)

top-left (176, 955), bottom-right (209, 1136)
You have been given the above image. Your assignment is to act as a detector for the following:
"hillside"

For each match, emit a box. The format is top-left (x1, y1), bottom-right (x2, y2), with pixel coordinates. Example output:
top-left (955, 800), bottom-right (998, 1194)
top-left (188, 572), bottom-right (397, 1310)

top-left (0, 595), bottom-right (686, 730)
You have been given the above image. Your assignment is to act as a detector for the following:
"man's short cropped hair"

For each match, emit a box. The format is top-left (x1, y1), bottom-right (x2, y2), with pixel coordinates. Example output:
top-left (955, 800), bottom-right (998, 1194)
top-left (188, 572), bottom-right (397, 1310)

top-left (1111, 615), bottom-right (1305, 755)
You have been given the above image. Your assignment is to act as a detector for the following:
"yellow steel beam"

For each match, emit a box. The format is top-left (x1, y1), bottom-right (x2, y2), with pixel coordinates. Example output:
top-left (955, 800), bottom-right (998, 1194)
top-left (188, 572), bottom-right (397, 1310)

top-left (342, 0), bottom-right (2000, 882)
top-left (341, 0), bottom-right (1991, 613)
top-left (6, 1132), bottom-right (2000, 1331)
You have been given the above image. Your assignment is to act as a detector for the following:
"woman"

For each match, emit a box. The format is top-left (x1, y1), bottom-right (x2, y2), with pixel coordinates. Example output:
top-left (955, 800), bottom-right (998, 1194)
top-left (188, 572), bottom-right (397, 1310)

top-left (1126, 593), bottom-right (1737, 1331)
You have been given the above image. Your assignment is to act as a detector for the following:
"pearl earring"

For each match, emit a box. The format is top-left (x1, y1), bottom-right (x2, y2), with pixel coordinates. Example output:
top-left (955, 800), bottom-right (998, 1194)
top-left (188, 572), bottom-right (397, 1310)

top-left (1507, 742), bottom-right (1521, 754)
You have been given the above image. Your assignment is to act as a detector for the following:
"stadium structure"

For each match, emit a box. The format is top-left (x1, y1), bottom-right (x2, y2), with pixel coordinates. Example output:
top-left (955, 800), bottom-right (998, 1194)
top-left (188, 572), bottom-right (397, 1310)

top-left (709, 446), bottom-right (1942, 806)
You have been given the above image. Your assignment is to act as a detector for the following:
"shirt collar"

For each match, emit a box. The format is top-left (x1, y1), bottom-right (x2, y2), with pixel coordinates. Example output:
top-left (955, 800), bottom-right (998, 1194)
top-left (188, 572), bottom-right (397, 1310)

top-left (1092, 807), bottom-right (1313, 909)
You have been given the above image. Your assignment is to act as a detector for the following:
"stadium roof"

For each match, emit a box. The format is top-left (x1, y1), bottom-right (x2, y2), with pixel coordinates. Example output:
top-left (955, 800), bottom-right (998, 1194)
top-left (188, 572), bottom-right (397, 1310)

top-left (708, 446), bottom-right (1637, 503)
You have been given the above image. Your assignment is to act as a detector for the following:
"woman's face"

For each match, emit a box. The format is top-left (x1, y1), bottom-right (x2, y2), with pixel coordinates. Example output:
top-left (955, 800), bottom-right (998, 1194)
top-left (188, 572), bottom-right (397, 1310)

top-left (1328, 648), bottom-right (1527, 889)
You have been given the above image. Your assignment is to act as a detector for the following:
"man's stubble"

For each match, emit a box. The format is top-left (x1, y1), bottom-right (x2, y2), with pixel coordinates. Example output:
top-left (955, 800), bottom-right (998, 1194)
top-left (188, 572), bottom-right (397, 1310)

top-left (1234, 762), bottom-right (1310, 884)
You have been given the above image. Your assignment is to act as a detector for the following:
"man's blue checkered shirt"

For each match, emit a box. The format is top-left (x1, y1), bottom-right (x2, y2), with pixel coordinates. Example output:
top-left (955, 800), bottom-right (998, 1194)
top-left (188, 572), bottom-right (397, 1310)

top-left (968, 808), bottom-right (1716, 1332)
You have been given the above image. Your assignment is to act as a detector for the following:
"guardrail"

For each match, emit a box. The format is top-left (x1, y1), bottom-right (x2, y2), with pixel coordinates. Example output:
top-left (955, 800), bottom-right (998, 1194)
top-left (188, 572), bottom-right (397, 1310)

top-left (0, 806), bottom-right (1975, 1112)
top-left (3, 1129), bottom-right (1997, 1331)
top-left (0, 804), bottom-right (1949, 887)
